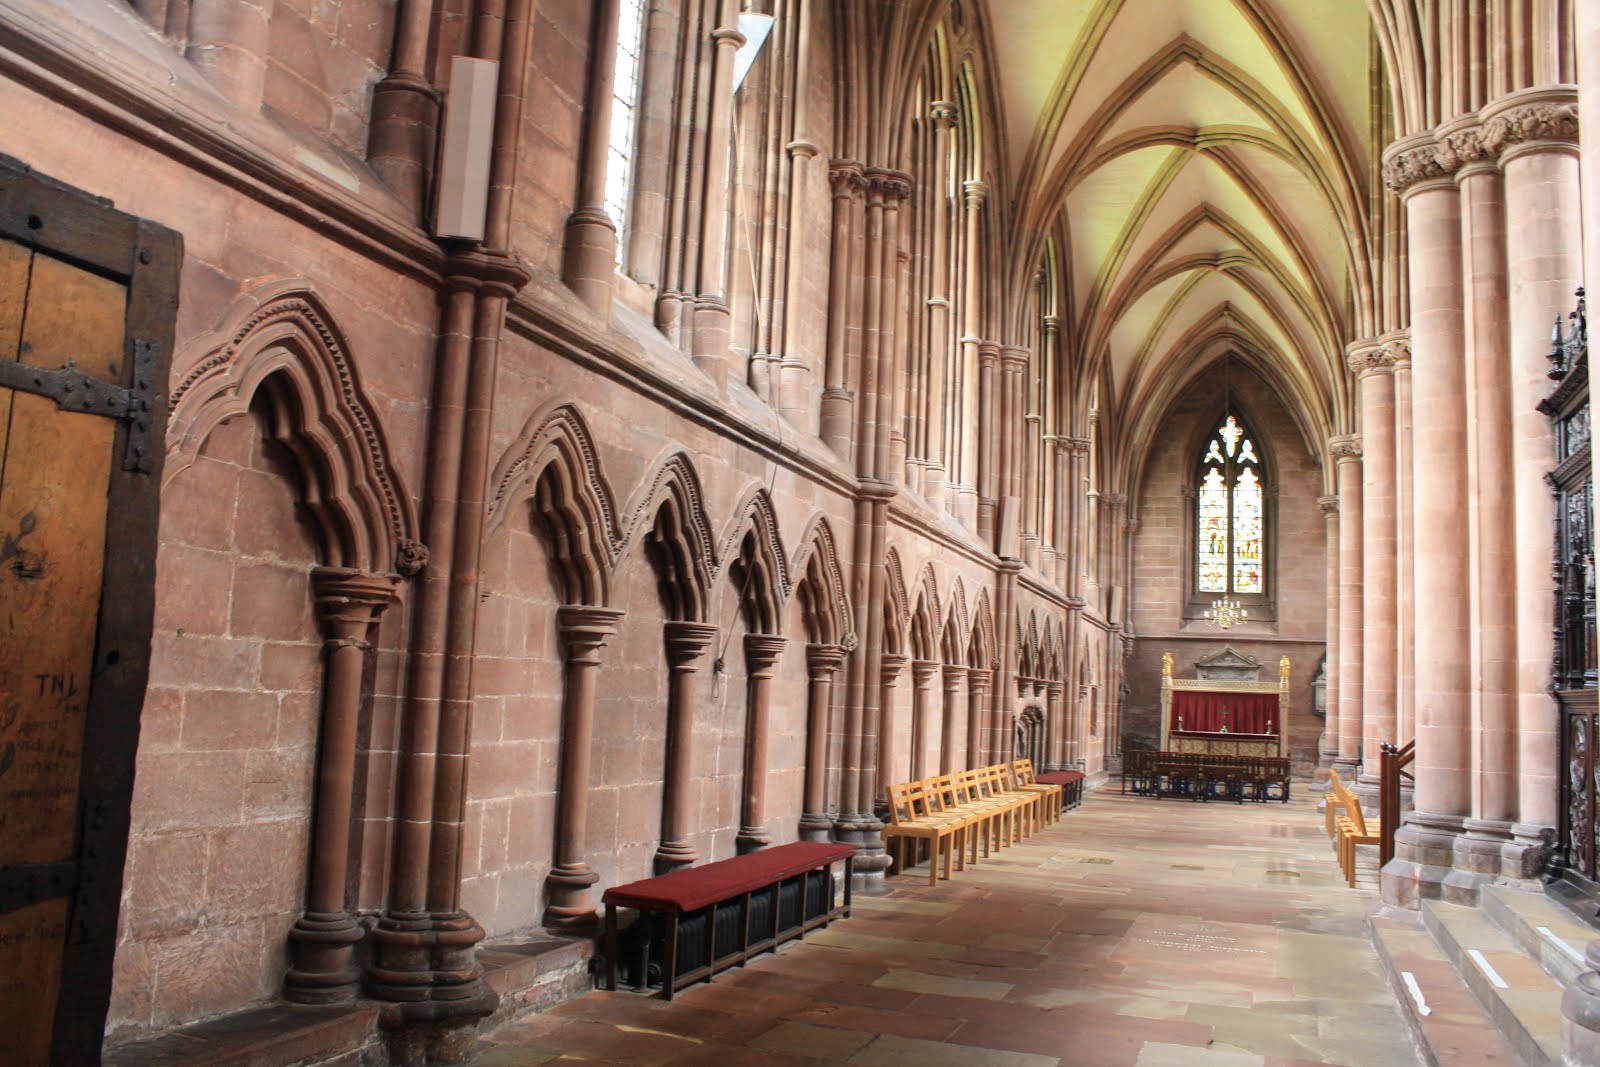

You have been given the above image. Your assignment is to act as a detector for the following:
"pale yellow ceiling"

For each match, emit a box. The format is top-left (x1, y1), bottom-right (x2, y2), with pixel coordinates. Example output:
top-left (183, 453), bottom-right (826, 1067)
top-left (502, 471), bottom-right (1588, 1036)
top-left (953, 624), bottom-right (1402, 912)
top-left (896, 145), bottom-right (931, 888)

top-left (979, 0), bottom-right (1374, 451)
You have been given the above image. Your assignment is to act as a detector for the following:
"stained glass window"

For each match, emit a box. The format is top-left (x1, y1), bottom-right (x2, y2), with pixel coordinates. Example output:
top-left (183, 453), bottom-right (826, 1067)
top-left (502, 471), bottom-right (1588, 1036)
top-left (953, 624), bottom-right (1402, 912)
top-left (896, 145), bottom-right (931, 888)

top-left (1196, 413), bottom-right (1266, 595)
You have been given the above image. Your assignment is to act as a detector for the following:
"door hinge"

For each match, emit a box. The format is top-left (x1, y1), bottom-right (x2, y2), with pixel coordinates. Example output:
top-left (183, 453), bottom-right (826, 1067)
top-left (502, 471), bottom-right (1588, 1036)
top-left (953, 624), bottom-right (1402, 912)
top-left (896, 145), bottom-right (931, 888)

top-left (0, 337), bottom-right (159, 472)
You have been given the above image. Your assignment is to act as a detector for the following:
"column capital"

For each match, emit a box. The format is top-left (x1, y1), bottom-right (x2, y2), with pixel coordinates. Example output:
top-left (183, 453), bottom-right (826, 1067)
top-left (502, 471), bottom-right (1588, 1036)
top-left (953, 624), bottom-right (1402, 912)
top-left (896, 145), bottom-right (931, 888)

top-left (929, 100), bottom-right (959, 128)
top-left (911, 659), bottom-right (942, 686)
top-left (866, 167), bottom-right (914, 202)
top-left (1481, 89), bottom-right (1579, 160)
top-left (1379, 330), bottom-right (1412, 368)
top-left (1382, 133), bottom-right (1457, 195)
top-left (828, 159), bottom-right (866, 198)
top-left (1318, 494), bottom-right (1339, 516)
top-left (1046, 680), bottom-right (1064, 698)
top-left (806, 642), bottom-right (847, 678)
top-left (1328, 433), bottom-right (1362, 460)
top-left (1000, 344), bottom-right (1030, 369)
top-left (1345, 338), bottom-right (1395, 377)
top-left (557, 605), bottom-right (624, 660)
top-left (962, 179), bottom-right (989, 209)
top-left (967, 668), bottom-right (993, 694)
top-left (942, 663), bottom-right (967, 689)
top-left (880, 653), bottom-right (909, 684)
top-left (978, 339), bottom-right (1001, 364)
top-left (664, 620), bottom-right (718, 667)
top-left (744, 632), bottom-right (788, 673)
top-left (1102, 492), bottom-right (1126, 509)
top-left (311, 566), bottom-right (399, 645)
top-left (1042, 315), bottom-right (1062, 336)
top-left (1062, 435), bottom-right (1091, 457)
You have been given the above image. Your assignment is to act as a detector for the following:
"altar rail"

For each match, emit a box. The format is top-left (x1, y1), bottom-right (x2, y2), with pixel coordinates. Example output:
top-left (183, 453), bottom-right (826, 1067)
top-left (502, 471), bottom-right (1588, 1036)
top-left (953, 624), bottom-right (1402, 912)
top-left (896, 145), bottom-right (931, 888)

top-left (1120, 750), bottom-right (1291, 803)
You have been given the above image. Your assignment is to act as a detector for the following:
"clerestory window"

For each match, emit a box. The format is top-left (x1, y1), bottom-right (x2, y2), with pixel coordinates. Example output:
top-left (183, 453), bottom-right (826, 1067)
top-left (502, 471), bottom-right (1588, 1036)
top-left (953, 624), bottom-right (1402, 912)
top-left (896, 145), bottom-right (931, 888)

top-left (604, 0), bottom-right (648, 262)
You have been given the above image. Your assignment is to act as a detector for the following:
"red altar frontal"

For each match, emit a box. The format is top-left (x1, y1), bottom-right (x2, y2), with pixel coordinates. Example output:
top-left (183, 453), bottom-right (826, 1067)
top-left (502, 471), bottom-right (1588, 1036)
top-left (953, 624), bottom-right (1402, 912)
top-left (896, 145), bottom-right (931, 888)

top-left (1159, 653), bottom-right (1290, 758)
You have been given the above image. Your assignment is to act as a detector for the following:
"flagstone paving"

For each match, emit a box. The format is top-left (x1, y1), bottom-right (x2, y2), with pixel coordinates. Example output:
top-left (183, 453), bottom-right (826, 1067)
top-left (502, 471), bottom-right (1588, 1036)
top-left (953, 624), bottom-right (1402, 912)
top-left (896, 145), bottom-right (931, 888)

top-left (478, 787), bottom-right (1481, 1065)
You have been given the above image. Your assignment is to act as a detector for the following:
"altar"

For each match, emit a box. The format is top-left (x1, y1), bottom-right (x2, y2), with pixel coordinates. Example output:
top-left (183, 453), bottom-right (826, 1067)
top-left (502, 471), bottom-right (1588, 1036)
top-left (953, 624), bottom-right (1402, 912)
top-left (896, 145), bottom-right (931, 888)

top-left (1159, 651), bottom-right (1290, 759)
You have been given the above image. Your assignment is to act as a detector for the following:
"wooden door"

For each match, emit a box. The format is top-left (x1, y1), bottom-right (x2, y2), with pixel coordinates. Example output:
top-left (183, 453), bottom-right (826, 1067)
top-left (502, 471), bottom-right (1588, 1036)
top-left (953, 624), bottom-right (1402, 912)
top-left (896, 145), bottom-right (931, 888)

top-left (0, 157), bottom-right (178, 1065)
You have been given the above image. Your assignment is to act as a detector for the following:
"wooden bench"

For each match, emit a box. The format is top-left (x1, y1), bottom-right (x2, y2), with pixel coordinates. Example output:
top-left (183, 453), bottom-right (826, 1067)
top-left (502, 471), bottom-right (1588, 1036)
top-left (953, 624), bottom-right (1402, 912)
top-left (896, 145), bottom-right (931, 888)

top-left (1034, 768), bottom-right (1086, 810)
top-left (601, 841), bottom-right (855, 1000)
top-left (1122, 749), bottom-right (1290, 802)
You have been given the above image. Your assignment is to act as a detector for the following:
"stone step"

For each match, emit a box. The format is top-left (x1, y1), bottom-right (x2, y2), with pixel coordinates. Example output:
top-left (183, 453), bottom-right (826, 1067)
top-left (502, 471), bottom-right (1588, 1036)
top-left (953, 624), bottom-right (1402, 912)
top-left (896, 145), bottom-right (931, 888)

top-left (1371, 909), bottom-right (1523, 1067)
top-left (479, 932), bottom-right (595, 1029)
top-left (104, 1003), bottom-right (379, 1067)
top-left (1481, 883), bottom-right (1599, 987)
top-left (1422, 898), bottom-right (1567, 1066)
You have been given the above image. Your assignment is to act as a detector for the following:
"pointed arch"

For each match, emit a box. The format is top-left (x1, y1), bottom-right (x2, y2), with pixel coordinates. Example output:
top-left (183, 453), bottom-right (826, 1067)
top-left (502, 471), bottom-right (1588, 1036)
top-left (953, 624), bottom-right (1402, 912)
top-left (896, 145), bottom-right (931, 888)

top-left (717, 487), bottom-right (788, 634)
top-left (166, 280), bottom-right (421, 575)
top-left (791, 513), bottom-right (852, 646)
top-left (909, 565), bottom-right (941, 662)
top-left (968, 589), bottom-right (995, 671)
top-left (883, 548), bottom-right (910, 646)
top-left (941, 577), bottom-right (970, 666)
top-left (619, 451), bottom-right (715, 622)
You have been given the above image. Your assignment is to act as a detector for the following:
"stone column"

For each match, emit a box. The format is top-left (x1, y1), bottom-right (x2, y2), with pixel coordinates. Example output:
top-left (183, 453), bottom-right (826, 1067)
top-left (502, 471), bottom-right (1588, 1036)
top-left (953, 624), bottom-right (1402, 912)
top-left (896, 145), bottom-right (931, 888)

top-left (910, 660), bottom-right (940, 780)
top-left (1390, 334), bottom-right (1415, 746)
top-left (544, 606), bottom-right (624, 928)
top-left (875, 653), bottom-right (908, 804)
top-left (736, 634), bottom-right (788, 853)
top-left (941, 664), bottom-right (966, 773)
top-left (286, 568), bottom-right (399, 1003)
top-left (820, 162), bottom-right (863, 456)
top-left (1489, 92), bottom-right (1581, 874)
top-left (1382, 140), bottom-right (1470, 906)
top-left (1453, 134), bottom-right (1518, 887)
top-left (561, 0), bottom-right (624, 312)
top-left (368, 0), bottom-right (440, 216)
top-left (1045, 681), bottom-right (1064, 771)
top-left (656, 621), bottom-right (717, 873)
top-left (1318, 494), bottom-right (1340, 769)
top-left (921, 102), bottom-right (958, 506)
top-left (967, 668), bottom-right (992, 767)
top-left (690, 11), bottom-right (747, 390)
top-left (976, 340), bottom-right (1000, 541)
top-left (955, 180), bottom-right (988, 528)
top-left (185, 0), bottom-right (274, 110)
top-left (1330, 434), bottom-right (1364, 781)
top-left (801, 643), bottom-right (846, 842)
top-left (1350, 341), bottom-right (1397, 795)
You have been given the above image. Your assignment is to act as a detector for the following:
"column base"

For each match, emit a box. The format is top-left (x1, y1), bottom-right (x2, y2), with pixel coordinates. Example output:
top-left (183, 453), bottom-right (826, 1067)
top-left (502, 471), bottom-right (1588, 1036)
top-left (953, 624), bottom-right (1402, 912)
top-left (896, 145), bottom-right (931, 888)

top-left (735, 826), bottom-right (772, 854)
top-left (1381, 813), bottom-right (1464, 908)
top-left (1564, 943), bottom-right (1600, 1066)
top-left (653, 840), bottom-right (698, 875)
top-left (820, 389), bottom-right (853, 460)
top-left (368, 910), bottom-right (497, 1059)
top-left (833, 815), bottom-right (890, 895)
top-left (798, 811), bottom-right (833, 843)
top-left (285, 911), bottom-right (364, 1004)
top-left (542, 863), bottom-right (601, 930)
top-left (1443, 820), bottom-right (1513, 904)
top-left (1504, 823), bottom-right (1556, 880)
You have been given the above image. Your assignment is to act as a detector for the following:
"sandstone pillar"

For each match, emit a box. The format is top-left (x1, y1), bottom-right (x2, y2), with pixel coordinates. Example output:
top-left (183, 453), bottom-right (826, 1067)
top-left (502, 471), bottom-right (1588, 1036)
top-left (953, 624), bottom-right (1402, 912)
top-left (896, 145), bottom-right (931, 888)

top-left (690, 11), bottom-right (746, 390)
top-left (368, 0), bottom-right (440, 215)
top-left (544, 606), bottom-right (624, 928)
top-left (1454, 142), bottom-right (1518, 888)
top-left (955, 180), bottom-right (988, 528)
top-left (910, 660), bottom-right (939, 781)
top-left (801, 643), bottom-right (846, 842)
top-left (1351, 342), bottom-right (1397, 794)
top-left (941, 664), bottom-right (966, 773)
top-left (1318, 494), bottom-right (1340, 769)
top-left (1330, 433), bottom-right (1364, 781)
top-left (820, 162), bottom-right (862, 456)
top-left (1491, 91), bottom-right (1581, 873)
top-left (185, 0), bottom-right (273, 111)
top-left (562, 0), bottom-right (624, 313)
top-left (286, 568), bottom-right (399, 1004)
top-left (1045, 681), bottom-right (1065, 771)
top-left (1383, 145), bottom-right (1470, 906)
top-left (1390, 335), bottom-right (1416, 745)
top-left (920, 102), bottom-right (958, 507)
top-left (976, 340), bottom-right (1000, 541)
top-left (656, 621), bottom-right (717, 872)
top-left (967, 668), bottom-right (992, 767)
top-left (737, 634), bottom-right (788, 854)
top-left (875, 653), bottom-right (908, 807)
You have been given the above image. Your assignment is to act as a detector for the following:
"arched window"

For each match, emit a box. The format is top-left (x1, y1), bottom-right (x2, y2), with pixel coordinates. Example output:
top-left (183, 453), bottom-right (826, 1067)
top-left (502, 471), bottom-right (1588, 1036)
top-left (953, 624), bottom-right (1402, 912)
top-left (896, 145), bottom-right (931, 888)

top-left (1196, 413), bottom-right (1265, 595)
top-left (604, 0), bottom-right (648, 261)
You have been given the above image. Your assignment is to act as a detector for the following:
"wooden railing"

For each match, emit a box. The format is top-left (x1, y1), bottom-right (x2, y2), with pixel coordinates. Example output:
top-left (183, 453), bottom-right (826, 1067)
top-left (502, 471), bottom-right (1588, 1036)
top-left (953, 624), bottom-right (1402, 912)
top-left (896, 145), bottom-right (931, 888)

top-left (1378, 740), bottom-right (1415, 868)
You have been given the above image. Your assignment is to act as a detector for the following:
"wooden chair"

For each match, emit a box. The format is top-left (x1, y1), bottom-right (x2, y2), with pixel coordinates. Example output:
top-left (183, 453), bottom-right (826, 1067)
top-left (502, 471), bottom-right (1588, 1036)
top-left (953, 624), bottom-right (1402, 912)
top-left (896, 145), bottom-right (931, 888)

top-left (1011, 759), bottom-right (1063, 823)
top-left (883, 779), bottom-right (967, 886)
top-left (1324, 768), bottom-right (1343, 840)
top-left (1333, 778), bottom-right (1381, 888)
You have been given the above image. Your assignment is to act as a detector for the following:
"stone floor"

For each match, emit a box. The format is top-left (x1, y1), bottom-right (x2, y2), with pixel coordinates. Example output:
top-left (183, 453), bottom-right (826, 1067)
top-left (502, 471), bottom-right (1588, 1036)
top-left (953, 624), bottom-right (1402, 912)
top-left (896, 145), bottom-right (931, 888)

top-left (478, 787), bottom-right (1480, 1065)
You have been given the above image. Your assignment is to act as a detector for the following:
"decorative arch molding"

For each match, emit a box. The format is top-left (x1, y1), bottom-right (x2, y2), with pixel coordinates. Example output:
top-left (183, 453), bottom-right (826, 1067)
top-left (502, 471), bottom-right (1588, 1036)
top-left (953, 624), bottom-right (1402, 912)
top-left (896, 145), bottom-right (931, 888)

top-left (717, 486), bottom-right (789, 634)
top-left (969, 589), bottom-right (996, 670)
top-left (165, 280), bottom-right (423, 576)
top-left (941, 576), bottom-right (970, 665)
top-left (883, 548), bottom-right (911, 636)
top-left (486, 402), bottom-right (622, 548)
top-left (791, 513), bottom-right (853, 647)
top-left (909, 564), bottom-right (942, 662)
top-left (617, 450), bottom-right (716, 621)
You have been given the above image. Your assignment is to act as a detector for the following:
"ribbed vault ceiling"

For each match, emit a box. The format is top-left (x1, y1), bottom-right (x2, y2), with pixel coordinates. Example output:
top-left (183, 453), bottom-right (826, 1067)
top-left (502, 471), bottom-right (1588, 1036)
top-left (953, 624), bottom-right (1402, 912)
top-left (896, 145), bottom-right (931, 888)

top-left (984, 0), bottom-right (1376, 462)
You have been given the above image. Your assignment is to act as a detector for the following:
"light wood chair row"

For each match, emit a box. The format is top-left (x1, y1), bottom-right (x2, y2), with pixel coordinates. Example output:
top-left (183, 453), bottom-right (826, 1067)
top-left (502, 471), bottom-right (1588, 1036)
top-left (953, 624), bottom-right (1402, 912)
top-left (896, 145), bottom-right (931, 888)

top-left (1326, 769), bottom-right (1382, 887)
top-left (882, 761), bottom-right (1064, 886)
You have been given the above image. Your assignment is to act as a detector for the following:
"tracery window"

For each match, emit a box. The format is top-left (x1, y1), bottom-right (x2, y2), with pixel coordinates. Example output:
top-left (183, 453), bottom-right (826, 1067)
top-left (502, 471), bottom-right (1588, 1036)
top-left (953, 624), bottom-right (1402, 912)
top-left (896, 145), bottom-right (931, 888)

top-left (604, 0), bottom-right (648, 260)
top-left (1196, 413), bottom-right (1265, 595)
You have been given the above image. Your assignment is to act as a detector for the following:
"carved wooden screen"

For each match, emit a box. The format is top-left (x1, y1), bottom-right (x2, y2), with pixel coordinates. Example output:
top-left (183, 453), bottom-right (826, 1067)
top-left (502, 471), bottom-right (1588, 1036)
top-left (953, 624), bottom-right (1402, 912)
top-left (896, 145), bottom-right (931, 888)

top-left (1544, 290), bottom-right (1599, 891)
top-left (0, 157), bottom-right (178, 1064)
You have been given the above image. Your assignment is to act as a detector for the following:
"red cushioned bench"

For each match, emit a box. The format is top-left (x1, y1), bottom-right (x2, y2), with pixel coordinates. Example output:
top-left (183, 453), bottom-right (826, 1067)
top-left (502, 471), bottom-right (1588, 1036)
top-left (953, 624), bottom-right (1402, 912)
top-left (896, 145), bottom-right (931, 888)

top-left (1035, 770), bottom-right (1085, 811)
top-left (601, 841), bottom-right (855, 1000)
